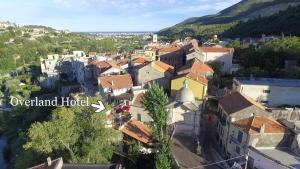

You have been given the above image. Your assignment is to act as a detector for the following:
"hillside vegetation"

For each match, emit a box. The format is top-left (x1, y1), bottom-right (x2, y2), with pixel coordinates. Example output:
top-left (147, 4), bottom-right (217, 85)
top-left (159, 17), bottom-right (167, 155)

top-left (222, 5), bottom-right (300, 37)
top-left (158, 0), bottom-right (300, 39)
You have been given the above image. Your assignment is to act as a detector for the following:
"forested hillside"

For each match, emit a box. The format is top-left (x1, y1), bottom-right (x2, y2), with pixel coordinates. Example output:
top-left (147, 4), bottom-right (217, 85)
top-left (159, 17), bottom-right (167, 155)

top-left (158, 0), bottom-right (300, 39)
top-left (222, 5), bottom-right (300, 37)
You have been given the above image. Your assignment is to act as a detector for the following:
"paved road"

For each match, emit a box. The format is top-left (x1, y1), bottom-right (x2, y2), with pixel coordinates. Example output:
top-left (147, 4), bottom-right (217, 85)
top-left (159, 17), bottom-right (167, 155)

top-left (172, 134), bottom-right (220, 169)
top-left (201, 114), bottom-right (224, 169)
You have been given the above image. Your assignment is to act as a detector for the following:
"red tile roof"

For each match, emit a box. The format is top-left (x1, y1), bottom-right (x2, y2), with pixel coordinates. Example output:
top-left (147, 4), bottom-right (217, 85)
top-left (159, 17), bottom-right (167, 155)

top-left (99, 74), bottom-right (133, 90)
top-left (120, 118), bottom-right (155, 145)
top-left (200, 47), bottom-right (233, 53)
top-left (132, 57), bottom-right (150, 65)
top-left (174, 72), bottom-right (208, 85)
top-left (158, 45), bottom-right (181, 53)
top-left (219, 92), bottom-right (265, 115)
top-left (90, 60), bottom-right (120, 70)
top-left (233, 116), bottom-right (289, 135)
top-left (117, 59), bottom-right (129, 66)
top-left (178, 58), bottom-right (214, 76)
top-left (152, 60), bottom-right (174, 74)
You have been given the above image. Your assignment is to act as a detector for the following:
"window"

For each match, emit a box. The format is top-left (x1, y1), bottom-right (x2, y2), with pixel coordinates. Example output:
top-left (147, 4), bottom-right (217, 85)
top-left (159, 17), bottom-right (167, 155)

top-left (238, 131), bottom-right (243, 143)
top-left (235, 146), bottom-right (240, 154)
top-left (263, 90), bottom-right (270, 93)
top-left (137, 113), bottom-right (141, 121)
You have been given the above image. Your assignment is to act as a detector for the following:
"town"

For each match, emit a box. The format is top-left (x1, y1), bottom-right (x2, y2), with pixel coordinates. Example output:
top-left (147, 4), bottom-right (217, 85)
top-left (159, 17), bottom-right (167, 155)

top-left (1, 1), bottom-right (300, 169)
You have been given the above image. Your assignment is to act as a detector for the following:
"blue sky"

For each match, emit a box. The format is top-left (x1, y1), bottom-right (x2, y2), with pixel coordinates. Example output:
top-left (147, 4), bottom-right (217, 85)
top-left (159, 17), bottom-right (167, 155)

top-left (0, 0), bottom-right (241, 32)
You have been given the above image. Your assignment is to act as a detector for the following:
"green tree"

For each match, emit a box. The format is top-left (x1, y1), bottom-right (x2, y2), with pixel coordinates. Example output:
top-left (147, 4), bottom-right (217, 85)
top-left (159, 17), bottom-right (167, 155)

top-left (24, 102), bottom-right (122, 164)
top-left (208, 61), bottom-right (222, 87)
top-left (155, 138), bottom-right (172, 169)
top-left (141, 84), bottom-right (169, 140)
top-left (141, 84), bottom-right (172, 169)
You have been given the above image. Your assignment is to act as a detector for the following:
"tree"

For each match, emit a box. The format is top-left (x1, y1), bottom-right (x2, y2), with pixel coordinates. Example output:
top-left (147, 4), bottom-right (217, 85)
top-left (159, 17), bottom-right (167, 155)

top-left (155, 138), bottom-right (172, 169)
top-left (141, 84), bottom-right (169, 140)
top-left (24, 101), bottom-right (122, 164)
top-left (208, 61), bottom-right (222, 87)
top-left (141, 84), bottom-right (172, 169)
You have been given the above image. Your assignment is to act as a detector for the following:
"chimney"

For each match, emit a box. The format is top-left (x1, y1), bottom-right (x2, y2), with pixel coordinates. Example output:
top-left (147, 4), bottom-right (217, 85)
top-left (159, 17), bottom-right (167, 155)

top-left (47, 157), bottom-right (52, 166)
top-left (260, 123), bottom-right (266, 134)
top-left (111, 80), bottom-right (114, 86)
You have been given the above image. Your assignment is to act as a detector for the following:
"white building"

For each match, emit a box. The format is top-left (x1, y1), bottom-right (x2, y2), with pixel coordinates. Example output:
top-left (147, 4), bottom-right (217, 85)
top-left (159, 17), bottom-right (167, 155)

top-left (98, 74), bottom-right (133, 96)
top-left (0, 21), bottom-right (15, 29)
top-left (233, 77), bottom-right (300, 107)
top-left (183, 40), bottom-right (234, 75)
top-left (40, 51), bottom-right (90, 88)
top-left (90, 60), bottom-right (123, 77)
top-left (168, 80), bottom-right (202, 136)
top-left (248, 147), bottom-right (300, 169)
top-left (153, 34), bottom-right (158, 43)
top-left (199, 47), bottom-right (234, 75)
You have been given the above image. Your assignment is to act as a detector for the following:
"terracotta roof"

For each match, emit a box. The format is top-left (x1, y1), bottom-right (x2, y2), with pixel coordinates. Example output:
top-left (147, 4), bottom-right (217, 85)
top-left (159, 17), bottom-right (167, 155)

top-left (132, 57), bottom-right (149, 65)
top-left (152, 60), bottom-right (174, 74)
top-left (117, 59), bottom-right (129, 66)
top-left (178, 58), bottom-right (214, 76)
top-left (132, 93), bottom-right (145, 107)
top-left (99, 74), bottom-right (133, 90)
top-left (200, 47), bottom-right (233, 53)
top-left (158, 45), bottom-right (181, 53)
top-left (90, 60), bottom-right (120, 72)
top-left (145, 45), bottom-right (161, 50)
top-left (233, 116), bottom-right (289, 135)
top-left (219, 92), bottom-right (265, 115)
top-left (120, 118), bottom-right (155, 145)
top-left (174, 72), bottom-right (208, 85)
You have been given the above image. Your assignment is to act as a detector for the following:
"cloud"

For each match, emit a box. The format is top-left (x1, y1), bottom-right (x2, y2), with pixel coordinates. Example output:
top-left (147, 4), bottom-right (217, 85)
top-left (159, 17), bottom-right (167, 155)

top-left (0, 0), bottom-right (241, 31)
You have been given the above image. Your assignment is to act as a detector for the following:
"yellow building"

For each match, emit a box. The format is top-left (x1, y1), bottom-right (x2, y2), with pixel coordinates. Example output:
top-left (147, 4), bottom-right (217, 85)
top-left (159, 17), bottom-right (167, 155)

top-left (171, 73), bottom-right (208, 100)
top-left (144, 50), bottom-right (157, 60)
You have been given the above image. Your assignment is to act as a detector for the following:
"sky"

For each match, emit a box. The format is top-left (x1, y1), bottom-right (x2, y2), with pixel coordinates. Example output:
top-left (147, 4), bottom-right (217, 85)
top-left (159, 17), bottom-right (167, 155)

top-left (0, 0), bottom-right (241, 32)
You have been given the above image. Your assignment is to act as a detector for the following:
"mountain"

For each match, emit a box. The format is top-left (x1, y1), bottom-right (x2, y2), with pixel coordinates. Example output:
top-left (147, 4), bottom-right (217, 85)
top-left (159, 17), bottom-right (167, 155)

top-left (158, 0), bottom-right (300, 39)
top-left (222, 5), bottom-right (300, 38)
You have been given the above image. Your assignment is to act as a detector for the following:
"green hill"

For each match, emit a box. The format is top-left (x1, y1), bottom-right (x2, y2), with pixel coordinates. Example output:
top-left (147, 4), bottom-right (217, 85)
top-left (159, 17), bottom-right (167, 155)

top-left (222, 5), bottom-right (300, 37)
top-left (158, 0), bottom-right (300, 39)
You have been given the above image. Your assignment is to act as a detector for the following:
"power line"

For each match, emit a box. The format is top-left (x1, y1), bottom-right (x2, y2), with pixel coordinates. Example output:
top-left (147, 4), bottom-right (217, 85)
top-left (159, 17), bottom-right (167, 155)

top-left (183, 154), bottom-right (246, 169)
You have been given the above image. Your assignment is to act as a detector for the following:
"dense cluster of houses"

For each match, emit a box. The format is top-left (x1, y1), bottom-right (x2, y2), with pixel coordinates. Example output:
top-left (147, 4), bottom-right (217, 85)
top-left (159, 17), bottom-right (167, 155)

top-left (0, 21), bottom-right (15, 29)
top-left (38, 35), bottom-right (300, 169)
top-left (39, 37), bottom-right (234, 155)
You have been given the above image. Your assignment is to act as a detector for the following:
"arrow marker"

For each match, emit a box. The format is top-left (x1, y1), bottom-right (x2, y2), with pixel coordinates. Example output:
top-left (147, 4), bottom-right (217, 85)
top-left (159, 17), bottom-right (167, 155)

top-left (91, 101), bottom-right (105, 112)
